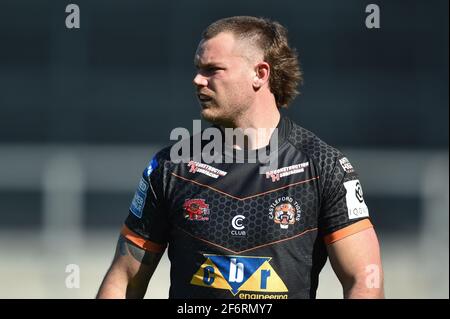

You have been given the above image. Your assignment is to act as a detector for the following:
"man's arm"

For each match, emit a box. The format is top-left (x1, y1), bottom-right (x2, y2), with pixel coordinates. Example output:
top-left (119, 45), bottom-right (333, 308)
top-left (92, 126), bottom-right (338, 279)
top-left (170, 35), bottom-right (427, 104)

top-left (96, 234), bottom-right (164, 299)
top-left (327, 227), bottom-right (384, 298)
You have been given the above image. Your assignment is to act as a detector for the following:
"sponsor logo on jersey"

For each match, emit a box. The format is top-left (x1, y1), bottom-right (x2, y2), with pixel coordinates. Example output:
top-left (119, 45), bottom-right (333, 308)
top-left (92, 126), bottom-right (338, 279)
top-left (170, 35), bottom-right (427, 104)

top-left (231, 215), bottom-right (246, 237)
top-left (183, 199), bottom-right (210, 221)
top-left (130, 177), bottom-right (149, 218)
top-left (343, 179), bottom-right (369, 219)
top-left (339, 157), bottom-right (354, 173)
top-left (268, 196), bottom-right (301, 229)
top-left (238, 293), bottom-right (288, 299)
top-left (265, 161), bottom-right (309, 182)
top-left (191, 254), bottom-right (288, 296)
top-left (187, 161), bottom-right (227, 179)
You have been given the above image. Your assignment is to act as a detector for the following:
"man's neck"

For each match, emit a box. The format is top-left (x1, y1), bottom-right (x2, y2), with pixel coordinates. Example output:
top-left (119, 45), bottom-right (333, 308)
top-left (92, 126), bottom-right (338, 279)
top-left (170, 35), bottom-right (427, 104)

top-left (222, 102), bottom-right (281, 151)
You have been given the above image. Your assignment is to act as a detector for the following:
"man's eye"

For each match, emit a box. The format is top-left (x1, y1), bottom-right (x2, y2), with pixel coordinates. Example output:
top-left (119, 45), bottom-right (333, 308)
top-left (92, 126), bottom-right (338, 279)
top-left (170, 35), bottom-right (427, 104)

top-left (197, 67), bottom-right (223, 75)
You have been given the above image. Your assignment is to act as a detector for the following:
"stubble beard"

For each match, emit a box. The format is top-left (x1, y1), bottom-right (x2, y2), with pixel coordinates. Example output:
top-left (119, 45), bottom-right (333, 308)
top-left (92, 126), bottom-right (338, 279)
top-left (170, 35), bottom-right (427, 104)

top-left (201, 103), bottom-right (247, 128)
top-left (201, 93), bottom-right (251, 128)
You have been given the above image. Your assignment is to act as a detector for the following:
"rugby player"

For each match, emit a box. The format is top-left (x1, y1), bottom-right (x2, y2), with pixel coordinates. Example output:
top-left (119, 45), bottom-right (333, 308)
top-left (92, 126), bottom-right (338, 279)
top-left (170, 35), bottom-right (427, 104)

top-left (97, 16), bottom-right (384, 299)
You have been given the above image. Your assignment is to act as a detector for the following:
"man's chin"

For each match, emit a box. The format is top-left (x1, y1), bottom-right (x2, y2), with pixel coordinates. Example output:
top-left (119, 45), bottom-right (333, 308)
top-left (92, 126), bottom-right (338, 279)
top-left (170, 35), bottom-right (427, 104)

top-left (200, 108), bottom-right (219, 124)
top-left (201, 112), bottom-right (235, 128)
top-left (200, 106), bottom-right (234, 126)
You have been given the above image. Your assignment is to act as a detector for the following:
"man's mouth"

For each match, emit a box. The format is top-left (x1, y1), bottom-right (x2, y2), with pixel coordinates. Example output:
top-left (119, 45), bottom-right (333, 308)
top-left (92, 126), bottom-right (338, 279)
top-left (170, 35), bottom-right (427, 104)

top-left (197, 93), bottom-right (213, 103)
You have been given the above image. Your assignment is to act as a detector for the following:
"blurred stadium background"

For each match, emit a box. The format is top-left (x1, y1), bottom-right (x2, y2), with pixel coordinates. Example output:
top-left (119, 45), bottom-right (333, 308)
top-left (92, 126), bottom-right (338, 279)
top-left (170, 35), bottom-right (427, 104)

top-left (0, 0), bottom-right (448, 298)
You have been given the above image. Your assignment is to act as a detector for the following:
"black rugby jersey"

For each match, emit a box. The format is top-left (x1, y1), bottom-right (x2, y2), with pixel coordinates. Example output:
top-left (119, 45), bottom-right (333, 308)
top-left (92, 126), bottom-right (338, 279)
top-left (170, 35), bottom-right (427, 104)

top-left (122, 116), bottom-right (373, 299)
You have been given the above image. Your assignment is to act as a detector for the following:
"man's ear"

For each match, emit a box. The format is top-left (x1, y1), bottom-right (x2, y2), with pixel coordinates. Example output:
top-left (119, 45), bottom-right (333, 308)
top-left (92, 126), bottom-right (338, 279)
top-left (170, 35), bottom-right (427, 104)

top-left (253, 62), bottom-right (270, 89)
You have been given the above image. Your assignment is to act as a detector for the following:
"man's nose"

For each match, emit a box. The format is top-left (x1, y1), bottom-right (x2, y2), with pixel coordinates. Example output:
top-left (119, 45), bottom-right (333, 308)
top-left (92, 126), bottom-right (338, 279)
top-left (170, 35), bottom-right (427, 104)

top-left (193, 73), bottom-right (208, 87)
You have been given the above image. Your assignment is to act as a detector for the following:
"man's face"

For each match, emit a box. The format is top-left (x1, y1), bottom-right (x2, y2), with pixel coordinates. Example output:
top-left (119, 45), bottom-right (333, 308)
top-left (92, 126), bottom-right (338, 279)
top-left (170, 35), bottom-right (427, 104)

top-left (193, 32), bottom-right (257, 125)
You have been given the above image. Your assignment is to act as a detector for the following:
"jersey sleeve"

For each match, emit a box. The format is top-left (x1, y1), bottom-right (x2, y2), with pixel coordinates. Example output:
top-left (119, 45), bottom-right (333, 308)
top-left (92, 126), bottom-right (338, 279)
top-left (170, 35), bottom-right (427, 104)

top-left (319, 155), bottom-right (373, 245)
top-left (121, 150), bottom-right (170, 253)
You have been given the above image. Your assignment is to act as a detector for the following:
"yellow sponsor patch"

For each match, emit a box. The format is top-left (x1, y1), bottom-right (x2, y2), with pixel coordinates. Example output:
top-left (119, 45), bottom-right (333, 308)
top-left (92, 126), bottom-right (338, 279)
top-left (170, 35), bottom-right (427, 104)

top-left (191, 254), bottom-right (288, 296)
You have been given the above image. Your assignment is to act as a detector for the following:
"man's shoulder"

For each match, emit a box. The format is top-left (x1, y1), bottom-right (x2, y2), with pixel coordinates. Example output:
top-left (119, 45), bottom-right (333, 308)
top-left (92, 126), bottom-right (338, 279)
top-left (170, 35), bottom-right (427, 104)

top-left (286, 117), bottom-right (344, 163)
top-left (151, 145), bottom-right (173, 162)
top-left (141, 145), bottom-right (172, 178)
top-left (147, 129), bottom-right (213, 168)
